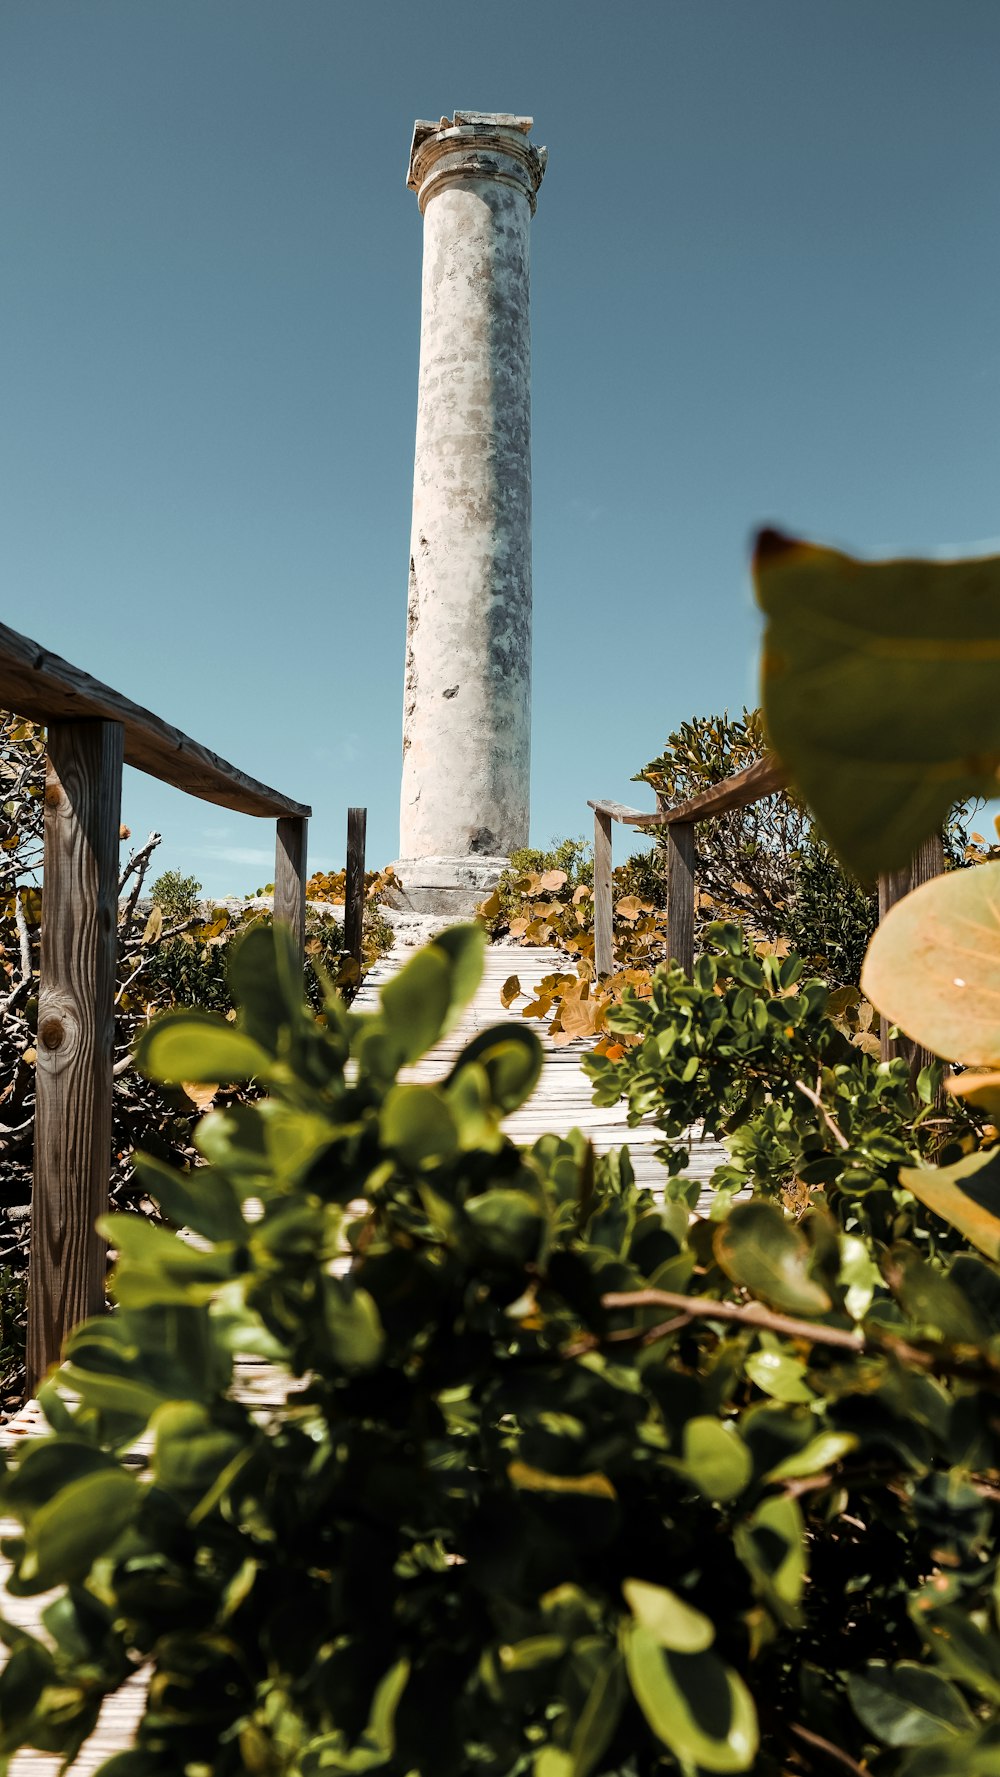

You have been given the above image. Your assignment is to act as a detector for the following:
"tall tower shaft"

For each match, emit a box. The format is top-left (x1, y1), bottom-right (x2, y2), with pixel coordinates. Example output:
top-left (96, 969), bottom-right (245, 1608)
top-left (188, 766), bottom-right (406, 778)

top-left (395, 112), bottom-right (546, 915)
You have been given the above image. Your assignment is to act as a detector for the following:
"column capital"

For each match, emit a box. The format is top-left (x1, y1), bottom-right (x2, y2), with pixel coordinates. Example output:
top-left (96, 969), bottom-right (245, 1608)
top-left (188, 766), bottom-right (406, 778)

top-left (407, 112), bottom-right (547, 215)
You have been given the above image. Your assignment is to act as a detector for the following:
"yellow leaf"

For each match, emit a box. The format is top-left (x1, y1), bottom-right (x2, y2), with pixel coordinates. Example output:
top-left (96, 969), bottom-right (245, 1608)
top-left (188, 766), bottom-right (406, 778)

top-left (142, 905), bottom-right (164, 944)
top-left (508, 1461), bottom-right (616, 1498)
top-left (538, 869), bottom-right (568, 892)
top-left (501, 973), bottom-right (521, 1008)
top-left (182, 1081), bottom-right (218, 1111)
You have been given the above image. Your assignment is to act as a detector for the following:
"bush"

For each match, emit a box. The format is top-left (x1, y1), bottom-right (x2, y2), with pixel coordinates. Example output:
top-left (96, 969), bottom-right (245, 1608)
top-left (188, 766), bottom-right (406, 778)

top-left (0, 713), bottom-right (393, 1400)
top-left (5, 922), bottom-right (1000, 1775)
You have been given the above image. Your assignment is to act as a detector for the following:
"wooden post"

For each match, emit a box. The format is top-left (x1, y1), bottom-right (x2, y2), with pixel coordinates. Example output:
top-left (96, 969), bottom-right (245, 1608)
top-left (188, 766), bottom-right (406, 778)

top-left (345, 806), bottom-right (367, 969)
top-left (665, 820), bottom-right (696, 977)
top-left (27, 719), bottom-right (124, 1396)
top-left (878, 833), bottom-right (945, 1068)
top-left (274, 815), bottom-right (307, 965)
top-left (594, 806), bottom-right (613, 977)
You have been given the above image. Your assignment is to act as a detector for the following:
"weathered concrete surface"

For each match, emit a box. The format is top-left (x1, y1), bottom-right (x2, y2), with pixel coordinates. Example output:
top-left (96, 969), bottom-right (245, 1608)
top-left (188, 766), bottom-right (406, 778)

top-left (397, 114), bottom-right (546, 913)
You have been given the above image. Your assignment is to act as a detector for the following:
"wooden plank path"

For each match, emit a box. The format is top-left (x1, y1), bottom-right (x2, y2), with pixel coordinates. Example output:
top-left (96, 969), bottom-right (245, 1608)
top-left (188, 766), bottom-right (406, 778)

top-left (357, 941), bottom-right (725, 1199)
top-left (0, 939), bottom-right (724, 1771)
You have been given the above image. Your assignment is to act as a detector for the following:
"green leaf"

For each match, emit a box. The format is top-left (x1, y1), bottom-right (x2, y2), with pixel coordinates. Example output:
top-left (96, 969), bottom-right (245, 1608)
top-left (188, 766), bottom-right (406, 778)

top-left (380, 1083), bottom-right (459, 1165)
top-left (465, 1189), bottom-right (547, 1267)
top-left (622, 1579), bottom-right (714, 1652)
top-left (888, 1247), bottom-right (985, 1343)
top-left (914, 1606), bottom-right (1000, 1706)
top-left (133, 1152), bottom-right (246, 1244)
top-left (745, 1348), bottom-right (815, 1404)
top-left (226, 920), bottom-right (301, 1047)
top-left (734, 1495), bottom-right (806, 1623)
top-left (447, 1024), bottom-right (543, 1114)
top-left (848, 1661), bottom-right (975, 1747)
top-left (714, 1201), bottom-right (831, 1317)
top-left (623, 1624), bottom-right (758, 1773)
top-left (379, 949), bottom-right (454, 1064)
top-left (16, 1468), bottom-right (139, 1591)
top-left (754, 530), bottom-right (1000, 879)
top-left (429, 925), bottom-right (487, 1024)
top-left (322, 1279), bottom-right (385, 1372)
top-left (765, 1430), bottom-right (857, 1480)
top-left (151, 1400), bottom-right (248, 1496)
top-left (680, 1417), bottom-right (752, 1503)
top-left (862, 864), bottom-right (1000, 1065)
top-left (135, 1009), bottom-right (271, 1086)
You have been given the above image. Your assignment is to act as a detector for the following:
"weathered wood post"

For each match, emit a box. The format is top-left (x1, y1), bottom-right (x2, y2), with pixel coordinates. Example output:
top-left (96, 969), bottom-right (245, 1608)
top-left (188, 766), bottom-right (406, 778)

top-left (877, 831), bottom-right (945, 1069)
top-left (27, 719), bottom-right (124, 1395)
top-left (593, 805), bottom-right (613, 977)
top-left (345, 806), bottom-right (367, 969)
top-left (665, 821), bottom-right (696, 977)
top-left (274, 815), bottom-right (307, 965)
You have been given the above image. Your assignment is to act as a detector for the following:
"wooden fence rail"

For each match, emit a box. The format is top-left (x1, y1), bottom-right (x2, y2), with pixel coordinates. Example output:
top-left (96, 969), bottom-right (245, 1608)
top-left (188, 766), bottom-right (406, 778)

top-left (590, 755), bottom-right (942, 1067)
top-left (0, 617), bottom-right (312, 1395)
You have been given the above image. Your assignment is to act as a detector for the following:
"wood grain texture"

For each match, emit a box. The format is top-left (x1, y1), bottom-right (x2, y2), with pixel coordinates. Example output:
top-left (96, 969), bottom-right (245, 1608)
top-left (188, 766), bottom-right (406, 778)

top-left (27, 721), bottom-right (124, 1396)
top-left (590, 757), bottom-right (787, 830)
top-left (0, 618), bottom-right (309, 819)
top-left (273, 816), bottom-right (307, 962)
top-left (878, 834), bottom-right (945, 1068)
top-left (345, 807), bottom-right (367, 968)
top-left (665, 820), bottom-right (696, 976)
top-left (593, 806), bottom-right (613, 977)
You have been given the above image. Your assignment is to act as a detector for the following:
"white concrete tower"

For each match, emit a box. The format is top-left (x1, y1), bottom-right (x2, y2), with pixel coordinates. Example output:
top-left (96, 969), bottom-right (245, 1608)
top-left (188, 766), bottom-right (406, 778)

top-left (395, 112), bottom-right (546, 915)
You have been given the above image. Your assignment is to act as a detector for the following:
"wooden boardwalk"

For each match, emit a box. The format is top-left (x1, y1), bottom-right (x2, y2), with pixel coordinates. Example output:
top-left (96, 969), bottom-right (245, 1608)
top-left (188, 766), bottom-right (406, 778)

top-left (0, 939), bottom-right (724, 1772)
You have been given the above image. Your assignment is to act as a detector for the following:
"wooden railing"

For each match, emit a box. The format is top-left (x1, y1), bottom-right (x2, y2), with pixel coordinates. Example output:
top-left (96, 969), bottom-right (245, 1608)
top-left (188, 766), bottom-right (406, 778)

top-left (0, 617), bottom-right (312, 1393)
top-left (590, 756), bottom-right (943, 1070)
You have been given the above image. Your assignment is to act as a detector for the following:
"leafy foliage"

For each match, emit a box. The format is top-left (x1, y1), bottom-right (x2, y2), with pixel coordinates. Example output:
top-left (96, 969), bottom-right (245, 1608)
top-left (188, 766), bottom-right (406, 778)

top-left (584, 921), bottom-right (976, 1239)
top-left (6, 924), bottom-right (1000, 1776)
top-left (0, 713), bottom-right (392, 1403)
top-left (754, 529), bottom-right (1000, 878)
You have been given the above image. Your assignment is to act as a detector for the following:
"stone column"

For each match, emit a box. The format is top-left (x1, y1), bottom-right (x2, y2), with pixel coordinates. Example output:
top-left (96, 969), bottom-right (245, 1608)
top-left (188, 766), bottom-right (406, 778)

top-left (394, 112), bottom-right (546, 916)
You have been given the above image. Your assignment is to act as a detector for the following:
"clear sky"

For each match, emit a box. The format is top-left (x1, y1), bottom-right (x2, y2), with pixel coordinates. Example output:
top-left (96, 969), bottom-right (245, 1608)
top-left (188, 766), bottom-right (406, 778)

top-left (4, 2), bottom-right (1000, 894)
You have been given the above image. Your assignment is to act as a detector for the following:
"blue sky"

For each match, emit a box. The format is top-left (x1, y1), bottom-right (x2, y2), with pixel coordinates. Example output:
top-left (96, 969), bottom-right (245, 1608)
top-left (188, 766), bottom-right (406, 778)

top-left (4, 2), bottom-right (1000, 894)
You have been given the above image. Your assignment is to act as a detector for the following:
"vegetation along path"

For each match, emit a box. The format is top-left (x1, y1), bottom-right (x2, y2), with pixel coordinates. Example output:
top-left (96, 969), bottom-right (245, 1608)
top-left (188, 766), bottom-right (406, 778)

top-left (0, 935), bottom-right (724, 1772)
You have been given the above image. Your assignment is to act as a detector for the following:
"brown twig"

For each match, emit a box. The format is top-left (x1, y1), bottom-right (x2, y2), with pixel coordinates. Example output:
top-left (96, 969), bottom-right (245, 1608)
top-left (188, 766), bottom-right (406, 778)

top-left (795, 1076), bottom-right (849, 1150)
top-left (789, 1721), bottom-right (867, 1777)
top-left (594, 1288), bottom-right (864, 1352)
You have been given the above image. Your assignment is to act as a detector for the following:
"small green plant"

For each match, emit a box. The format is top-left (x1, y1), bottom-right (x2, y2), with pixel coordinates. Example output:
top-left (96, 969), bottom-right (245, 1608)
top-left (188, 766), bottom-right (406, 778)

top-left (150, 869), bottom-right (203, 924)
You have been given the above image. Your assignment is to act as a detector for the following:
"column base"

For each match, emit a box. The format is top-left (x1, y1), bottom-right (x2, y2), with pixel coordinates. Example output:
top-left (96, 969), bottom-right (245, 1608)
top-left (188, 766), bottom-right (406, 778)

top-left (386, 856), bottom-right (509, 919)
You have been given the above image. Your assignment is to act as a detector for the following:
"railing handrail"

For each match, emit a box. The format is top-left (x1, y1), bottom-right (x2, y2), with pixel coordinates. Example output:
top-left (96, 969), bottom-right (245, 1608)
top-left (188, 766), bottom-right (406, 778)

top-left (589, 754), bottom-right (787, 830)
top-left (1, 618), bottom-right (316, 1396)
top-left (0, 617), bottom-right (310, 820)
top-left (588, 750), bottom-right (943, 1079)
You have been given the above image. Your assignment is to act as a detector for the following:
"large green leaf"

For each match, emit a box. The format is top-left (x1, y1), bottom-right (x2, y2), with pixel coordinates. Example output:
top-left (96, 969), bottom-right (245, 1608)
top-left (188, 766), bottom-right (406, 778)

top-left (380, 1083), bottom-right (459, 1166)
top-left (862, 864), bottom-right (1000, 1065)
top-left (714, 1201), bottom-right (831, 1317)
top-left (134, 1153), bottom-right (246, 1244)
top-left (623, 1624), bottom-right (758, 1772)
top-left (15, 1469), bottom-right (139, 1591)
top-left (135, 1010), bottom-right (272, 1086)
top-left (848, 1661), bottom-right (974, 1747)
top-left (898, 1149), bottom-right (1000, 1262)
top-left (447, 1024), bottom-right (543, 1114)
top-left (754, 529), bottom-right (1000, 879)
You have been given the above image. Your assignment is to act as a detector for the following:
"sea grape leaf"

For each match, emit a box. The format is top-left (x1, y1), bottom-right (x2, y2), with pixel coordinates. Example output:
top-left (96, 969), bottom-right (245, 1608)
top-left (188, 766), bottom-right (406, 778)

top-left (848, 1661), bottom-right (974, 1747)
top-left (622, 1579), bottom-right (715, 1652)
top-left (14, 1469), bottom-right (139, 1592)
top-left (898, 1148), bottom-right (1000, 1263)
top-left (679, 1417), bottom-right (753, 1503)
top-left (744, 1348), bottom-right (814, 1404)
top-left (734, 1495), bottom-right (806, 1624)
top-left (380, 1083), bottom-right (459, 1165)
top-left (946, 1070), bottom-right (1000, 1120)
top-left (714, 1201), bottom-right (831, 1317)
top-left (447, 1023), bottom-right (543, 1114)
top-left (622, 1624), bottom-right (758, 1773)
top-left (862, 864), bottom-right (1000, 1065)
top-left (754, 529), bottom-right (1000, 879)
top-left (135, 1010), bottom-right (272, 1086)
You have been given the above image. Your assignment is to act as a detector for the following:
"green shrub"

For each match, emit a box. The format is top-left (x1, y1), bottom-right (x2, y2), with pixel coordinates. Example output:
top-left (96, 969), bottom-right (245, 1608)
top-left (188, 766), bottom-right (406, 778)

top-left (4, 921), bottom-right (1000, 1775)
